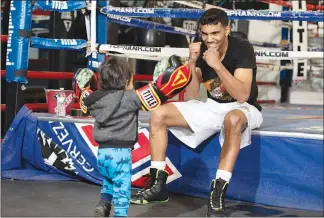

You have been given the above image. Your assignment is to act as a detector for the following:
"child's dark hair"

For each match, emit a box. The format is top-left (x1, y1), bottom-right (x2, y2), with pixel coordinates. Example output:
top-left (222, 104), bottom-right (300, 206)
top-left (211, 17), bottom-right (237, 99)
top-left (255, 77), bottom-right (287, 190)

top-left (198, 8), bottom-right (229, 27)
top-left (98, 57), bottom-right (132, 90)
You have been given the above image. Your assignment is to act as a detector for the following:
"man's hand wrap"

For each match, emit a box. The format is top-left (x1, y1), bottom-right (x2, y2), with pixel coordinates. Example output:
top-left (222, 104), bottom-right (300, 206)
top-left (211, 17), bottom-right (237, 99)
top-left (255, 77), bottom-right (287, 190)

top-left (79, 88), bottom-right (93, 115)
top-left (136, 55), bottom-right (191, 111)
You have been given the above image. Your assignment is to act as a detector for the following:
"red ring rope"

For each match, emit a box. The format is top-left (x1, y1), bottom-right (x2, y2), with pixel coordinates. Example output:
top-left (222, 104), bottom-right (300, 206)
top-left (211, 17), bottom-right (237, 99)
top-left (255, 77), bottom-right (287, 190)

top-left (1, 70), bottom-right (276, 85)
top-left (32, 9), bottom-right (50, 16)
top-left (1, 70), bottom-right (273, 106)
top-left (1, 35), bottom-right (8, 42)
top-left (259, 0), bottom-right (324, 11)
top-left (1, 103), bottom-right (80, 112)
top-left (0, 70), bottom-right (153, 81)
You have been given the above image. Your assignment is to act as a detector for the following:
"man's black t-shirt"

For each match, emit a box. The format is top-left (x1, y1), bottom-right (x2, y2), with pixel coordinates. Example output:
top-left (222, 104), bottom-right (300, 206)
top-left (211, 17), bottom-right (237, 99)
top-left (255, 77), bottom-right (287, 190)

top-left (196, 35), bottom-right (262, 111)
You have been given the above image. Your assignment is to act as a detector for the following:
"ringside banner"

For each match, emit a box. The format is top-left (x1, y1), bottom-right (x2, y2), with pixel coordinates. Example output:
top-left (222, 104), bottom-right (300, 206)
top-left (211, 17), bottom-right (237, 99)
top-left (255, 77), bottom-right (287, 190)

top-left (1, 106), bottom-right (323, 211)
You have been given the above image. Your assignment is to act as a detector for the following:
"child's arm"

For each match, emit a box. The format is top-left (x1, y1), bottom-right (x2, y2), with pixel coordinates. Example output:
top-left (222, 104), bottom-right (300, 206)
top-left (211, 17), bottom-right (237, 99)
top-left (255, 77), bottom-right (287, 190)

top-left (123, 90), bottom-right (142, 111)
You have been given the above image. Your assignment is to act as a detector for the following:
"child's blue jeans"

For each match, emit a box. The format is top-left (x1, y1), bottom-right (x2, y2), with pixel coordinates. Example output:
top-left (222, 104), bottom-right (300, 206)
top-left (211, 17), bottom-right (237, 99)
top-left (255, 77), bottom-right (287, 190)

top-left (97, 148), bottom-right (132, 217)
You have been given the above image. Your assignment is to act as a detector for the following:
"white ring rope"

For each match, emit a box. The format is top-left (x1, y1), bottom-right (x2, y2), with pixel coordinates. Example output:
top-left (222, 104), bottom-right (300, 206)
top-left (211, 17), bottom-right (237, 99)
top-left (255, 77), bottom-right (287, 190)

top-left (90, 0), bottom-right (96, 53)
top-left (84, 11), bottom-right (91, 41)
top-left (257, 62), bottom-right (293, 71)
top-left (107, 53), bottom-right (162, 61)
top-left (98, 52), bottom-right (312, 71)
top-left (96, 44), bottom-right (324, 60)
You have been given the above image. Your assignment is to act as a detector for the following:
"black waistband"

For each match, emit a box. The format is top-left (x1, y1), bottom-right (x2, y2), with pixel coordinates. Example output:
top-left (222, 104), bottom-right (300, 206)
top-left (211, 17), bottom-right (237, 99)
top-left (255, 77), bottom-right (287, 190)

top-left (98, 140), bottom-right (135, 148)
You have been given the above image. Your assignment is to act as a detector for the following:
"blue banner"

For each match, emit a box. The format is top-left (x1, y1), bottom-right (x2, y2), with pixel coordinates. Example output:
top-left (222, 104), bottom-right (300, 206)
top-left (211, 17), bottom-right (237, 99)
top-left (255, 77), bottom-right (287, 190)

top-left (33, 1), bottom-right (86, 12)
top-left (31, 37), bottom-right (87, 50)
top-left (1, 106), bottom-right (103, 184)
top-left (101, 6), bottom-right (324, 22)
top-left (36, 121), bottom-right (103, 183)
top-left (5, 1), bottom-right (32, 83)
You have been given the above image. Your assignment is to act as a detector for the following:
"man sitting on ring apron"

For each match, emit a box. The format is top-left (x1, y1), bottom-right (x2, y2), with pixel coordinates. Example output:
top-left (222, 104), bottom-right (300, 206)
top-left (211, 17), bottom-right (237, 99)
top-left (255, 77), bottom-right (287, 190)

top-left (130, 8), bottom-right (263, 217)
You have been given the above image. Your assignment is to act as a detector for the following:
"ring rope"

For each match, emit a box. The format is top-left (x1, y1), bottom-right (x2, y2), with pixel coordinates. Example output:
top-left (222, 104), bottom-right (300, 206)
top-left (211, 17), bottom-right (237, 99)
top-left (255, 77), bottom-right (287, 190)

top-left (0, 70), bottom-right (154, 81)
top-left (26, 36), bottom-right (324, 60)
top-left (7, 33), bottom-right (323, 61)
top-left (1, 32), bottom-right (323, 56)
top-left (259, 0), bottom-right (324, 11)
top-left (101, 12), bottom-right (290, 39)
top-left (173, 1), bottom-right (217, 10)
top-left (1, 35), bottom-right (8, 42)
top-left (1, 70), bottom-right (276, 86)
top-left (103, 14), bottom-right (197, 37)
top-left (1, 103), bottom-right (80, 112)
top-left (174, 0), bottom-right (324, 12)
top-left (100, 6), bottom-right (324, 22)
top-left (96, 44), bottom-right (324, 60)
top-left (90, 0), bottom-right (97, 53)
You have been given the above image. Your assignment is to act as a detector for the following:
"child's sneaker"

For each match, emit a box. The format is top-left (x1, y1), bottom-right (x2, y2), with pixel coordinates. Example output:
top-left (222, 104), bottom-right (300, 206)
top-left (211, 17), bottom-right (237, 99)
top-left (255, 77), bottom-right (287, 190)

top-left (94, 200), bottom-right (111, 217)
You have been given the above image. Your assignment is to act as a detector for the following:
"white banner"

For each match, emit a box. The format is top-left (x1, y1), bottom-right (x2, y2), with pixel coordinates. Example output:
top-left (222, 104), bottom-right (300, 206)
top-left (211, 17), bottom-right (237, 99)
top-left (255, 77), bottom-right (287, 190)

top-left (292, 0), bottom-right (308, 81)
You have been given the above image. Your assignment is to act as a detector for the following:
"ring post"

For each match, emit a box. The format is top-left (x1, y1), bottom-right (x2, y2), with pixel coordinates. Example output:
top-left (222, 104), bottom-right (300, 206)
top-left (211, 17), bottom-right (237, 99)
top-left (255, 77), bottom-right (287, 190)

top-left (280, 6), bottom-right (293, 103)
top-left (4, 0), bottom-right (32, 133)
top-left (87, 1), bottom-right (107, 71)
top-left (292, 0), bottom-right (308, 82)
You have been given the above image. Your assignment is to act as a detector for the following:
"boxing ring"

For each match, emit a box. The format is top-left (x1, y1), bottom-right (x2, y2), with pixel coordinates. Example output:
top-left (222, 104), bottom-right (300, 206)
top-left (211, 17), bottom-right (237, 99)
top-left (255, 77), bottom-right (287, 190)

top-left (1, 0), bottom-right (323, 216)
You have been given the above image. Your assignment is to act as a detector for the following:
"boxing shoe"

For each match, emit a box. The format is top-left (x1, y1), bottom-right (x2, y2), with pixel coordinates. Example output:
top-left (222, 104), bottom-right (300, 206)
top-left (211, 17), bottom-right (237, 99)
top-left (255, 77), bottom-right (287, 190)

top-left (206, 178), bottom-right (229, 217)
top-left (130, 168), bottom-right (169, 204)
top-left (94, 200), bottom-right (111, 217)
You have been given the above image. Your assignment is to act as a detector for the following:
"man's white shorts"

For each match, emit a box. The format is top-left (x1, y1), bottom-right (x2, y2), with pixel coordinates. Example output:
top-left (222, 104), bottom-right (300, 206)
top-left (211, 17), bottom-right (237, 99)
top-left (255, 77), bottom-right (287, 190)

top-left (169, 98), bottom-right (263, 149)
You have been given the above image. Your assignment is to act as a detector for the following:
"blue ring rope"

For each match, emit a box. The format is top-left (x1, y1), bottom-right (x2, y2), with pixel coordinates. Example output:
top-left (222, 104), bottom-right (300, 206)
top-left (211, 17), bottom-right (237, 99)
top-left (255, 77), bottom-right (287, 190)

top-left (101, 6), bottom-right (324, 22)
top-left (102, 13), bottom-right (197, 37)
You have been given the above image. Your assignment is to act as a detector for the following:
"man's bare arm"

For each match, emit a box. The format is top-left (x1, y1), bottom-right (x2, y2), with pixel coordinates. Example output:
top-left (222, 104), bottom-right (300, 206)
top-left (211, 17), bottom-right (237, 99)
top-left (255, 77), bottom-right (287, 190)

top-left (185, 64), bottom-right (202, 99)
top-left (213, 65), bottom-right (252, 103)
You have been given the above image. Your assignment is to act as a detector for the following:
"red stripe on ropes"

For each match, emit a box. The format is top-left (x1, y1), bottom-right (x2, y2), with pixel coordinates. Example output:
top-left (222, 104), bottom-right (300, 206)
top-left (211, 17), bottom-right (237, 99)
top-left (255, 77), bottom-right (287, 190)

top-left (258, 100), bottom-right (276, 104)
top-left (133, 74), bottom-right (153, 81)
top-left (1, 70), bottom-right (75, 80)
top-left (257, 81), bottom-right (277, 86)
top-left (260, 0), bottom-right (324, 11)
top-left (1, 70), bottom-right (153, 82)
top-left (178, 91), bottom-right (185, 101)
top-left (1, 70), bottom-right (274, 86)
top-left (1, 103), bottom-right (80, 112)
top-left (1, 35), bottom-right (8, 42)
top-left (1, 99), bottom-right (274, 112)
top-left (32, 9), bottom-right (50, 16)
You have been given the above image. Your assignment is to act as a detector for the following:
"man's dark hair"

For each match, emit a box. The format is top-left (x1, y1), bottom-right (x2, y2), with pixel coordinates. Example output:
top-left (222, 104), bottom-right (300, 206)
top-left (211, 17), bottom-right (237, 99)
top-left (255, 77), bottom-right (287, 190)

top-left (98, 57), bottom-right (132, 90)
top-left (198, 8), bottom-right (229, 27)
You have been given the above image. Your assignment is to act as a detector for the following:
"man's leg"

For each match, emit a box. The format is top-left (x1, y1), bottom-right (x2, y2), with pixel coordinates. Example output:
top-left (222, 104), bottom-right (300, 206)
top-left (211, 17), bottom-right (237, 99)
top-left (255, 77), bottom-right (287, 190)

top-left (149, 103), bottom-right (190, 162)
top-left (207, 109), bottom-right (248, 217)
top-left (131, 103), bottom-right (190, 204)
top-left (218, 109), bottom-right (248, 172)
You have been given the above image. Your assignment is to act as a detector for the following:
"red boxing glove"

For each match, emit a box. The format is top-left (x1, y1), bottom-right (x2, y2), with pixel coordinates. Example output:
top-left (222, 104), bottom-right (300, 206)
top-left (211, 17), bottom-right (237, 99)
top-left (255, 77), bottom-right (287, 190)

top-left (136, 55), bottom-right (191, 111)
